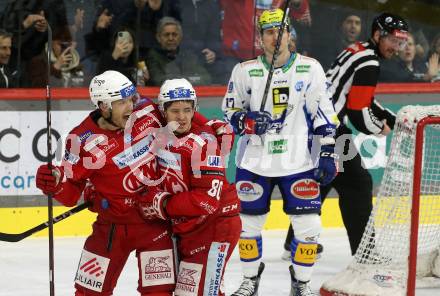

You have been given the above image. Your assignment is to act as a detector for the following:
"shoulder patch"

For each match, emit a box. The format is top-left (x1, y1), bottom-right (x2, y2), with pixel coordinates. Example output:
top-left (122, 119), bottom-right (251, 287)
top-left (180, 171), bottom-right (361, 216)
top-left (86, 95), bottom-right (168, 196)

top-left (248, 69), bottom-right (264, 77)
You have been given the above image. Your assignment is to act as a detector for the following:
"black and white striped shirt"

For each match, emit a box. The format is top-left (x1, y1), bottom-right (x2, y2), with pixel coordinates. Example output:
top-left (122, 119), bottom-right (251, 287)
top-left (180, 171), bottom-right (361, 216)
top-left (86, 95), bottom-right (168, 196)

top-left (326, 40), bottom-right (395, 135)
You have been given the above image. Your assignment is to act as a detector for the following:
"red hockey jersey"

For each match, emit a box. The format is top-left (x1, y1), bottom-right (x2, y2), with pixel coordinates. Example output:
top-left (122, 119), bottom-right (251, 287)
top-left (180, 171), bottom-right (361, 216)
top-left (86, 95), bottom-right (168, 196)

top-left (55, 99), bottom-right (164, 223)
top-left (156, 125), bottom-right (240, 234)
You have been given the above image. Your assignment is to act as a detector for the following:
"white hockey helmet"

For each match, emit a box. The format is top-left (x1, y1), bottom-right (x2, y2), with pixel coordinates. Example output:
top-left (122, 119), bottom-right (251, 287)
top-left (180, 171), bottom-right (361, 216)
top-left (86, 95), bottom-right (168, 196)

top-left (158, 78), bottom-right (197, 112)
top-left (89, 70), bottom-right (137, 108)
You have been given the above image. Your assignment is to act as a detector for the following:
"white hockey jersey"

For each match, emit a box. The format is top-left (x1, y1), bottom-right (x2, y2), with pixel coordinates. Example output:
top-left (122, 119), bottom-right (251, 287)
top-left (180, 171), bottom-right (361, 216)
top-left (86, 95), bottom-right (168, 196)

top-left (222, 53), bottom-right (339, 177)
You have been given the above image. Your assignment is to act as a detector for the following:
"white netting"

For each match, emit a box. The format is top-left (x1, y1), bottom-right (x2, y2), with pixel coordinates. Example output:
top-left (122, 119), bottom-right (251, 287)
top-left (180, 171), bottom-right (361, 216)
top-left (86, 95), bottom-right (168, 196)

top-left (321, 105), bottom-right (440, 296)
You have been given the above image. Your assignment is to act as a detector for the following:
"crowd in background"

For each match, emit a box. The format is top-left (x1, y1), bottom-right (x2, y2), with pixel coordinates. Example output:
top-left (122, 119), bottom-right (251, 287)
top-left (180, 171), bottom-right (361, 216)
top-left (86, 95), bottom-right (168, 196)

top-left (0, 0), bottom-right (439, 89)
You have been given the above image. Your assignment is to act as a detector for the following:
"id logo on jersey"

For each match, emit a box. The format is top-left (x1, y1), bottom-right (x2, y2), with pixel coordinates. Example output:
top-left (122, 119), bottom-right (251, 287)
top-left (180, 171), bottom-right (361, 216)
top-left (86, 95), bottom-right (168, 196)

top-left (272, 87), bottom-right (289, 117)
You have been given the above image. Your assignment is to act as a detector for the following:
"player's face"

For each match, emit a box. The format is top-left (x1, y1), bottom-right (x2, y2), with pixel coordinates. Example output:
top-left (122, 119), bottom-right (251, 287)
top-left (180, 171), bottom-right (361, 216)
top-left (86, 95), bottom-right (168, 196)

top-left (164, 101), bottom-right (195, 135)
top-left (378, 34), bottom-right (407, 59)
top-left (109, 95), bottom-right (135, 128)
top-left (261, 27), bottom-right (290, 55)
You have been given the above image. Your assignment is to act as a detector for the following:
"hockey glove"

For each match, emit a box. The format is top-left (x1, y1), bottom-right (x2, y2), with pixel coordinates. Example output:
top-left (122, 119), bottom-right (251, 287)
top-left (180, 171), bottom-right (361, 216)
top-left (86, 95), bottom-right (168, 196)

top-left (230, 111), bottom-right (272, 135)
top-left (138, 188), bottom-right (171, 220)
top-left (206, 119), bottom-right (235, 154)
top-left (36, 164), bottom-right (64, 195)
top-left (314, 145), bottom-right (338, 186)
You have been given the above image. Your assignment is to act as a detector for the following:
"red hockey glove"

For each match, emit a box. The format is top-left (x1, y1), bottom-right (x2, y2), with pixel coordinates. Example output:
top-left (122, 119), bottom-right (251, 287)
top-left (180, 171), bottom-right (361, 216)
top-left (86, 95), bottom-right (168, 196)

top-left (138, 188), bottom-right (171, 220)
top-left (36, 164), bottom-right (64, 195)
top-left (206, 119), bottom-right (235, 154)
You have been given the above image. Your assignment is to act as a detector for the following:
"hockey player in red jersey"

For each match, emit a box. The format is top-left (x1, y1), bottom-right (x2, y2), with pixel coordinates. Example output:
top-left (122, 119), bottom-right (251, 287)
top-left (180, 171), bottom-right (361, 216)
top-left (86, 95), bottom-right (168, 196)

top-left (137, 78), bottom-right (241, 296)
top-left (35, 70), bottom-right (177, 296)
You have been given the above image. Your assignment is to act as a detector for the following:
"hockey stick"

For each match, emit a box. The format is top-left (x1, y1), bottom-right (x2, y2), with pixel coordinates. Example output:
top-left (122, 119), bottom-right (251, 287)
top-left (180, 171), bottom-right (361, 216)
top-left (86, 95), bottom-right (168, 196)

top-left (0, 202), bottom-right (91, 243)
top-left (45, 23), bottom-right (55, 296)
top-left (259, 0), bottom-right (292, 112)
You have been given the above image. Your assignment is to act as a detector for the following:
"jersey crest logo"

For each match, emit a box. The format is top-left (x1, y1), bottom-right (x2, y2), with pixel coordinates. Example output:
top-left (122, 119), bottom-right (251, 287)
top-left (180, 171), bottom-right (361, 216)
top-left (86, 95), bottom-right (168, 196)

top-left (295, 81), bottom-right (304, 92)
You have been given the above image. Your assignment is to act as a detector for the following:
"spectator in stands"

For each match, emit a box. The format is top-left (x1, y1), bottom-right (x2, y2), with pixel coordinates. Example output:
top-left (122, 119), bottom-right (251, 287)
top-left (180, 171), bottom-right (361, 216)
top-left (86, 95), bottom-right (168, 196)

top-left (180, 0), bottom-right (225, 83)
top-left (84, 0), bottom-right (180, 64)
top-left (380, 32), bottom-right (437, 83)
top-left (96, 28), bottom-right (143, 85)
top-left (146, 16), bottom-right (211, 86)
top-left (318, 11), bottom-right (363, 70)
top-left (427, 33), bottom-right (440, 82)
top-left (0, 29), bottom-right (18, 88)
top-left (0, 0), bottom-right (72, 86)
top-left (27, 25), bottom-right (84, 87)
top-left (286, 0), bottom-right (313, 56)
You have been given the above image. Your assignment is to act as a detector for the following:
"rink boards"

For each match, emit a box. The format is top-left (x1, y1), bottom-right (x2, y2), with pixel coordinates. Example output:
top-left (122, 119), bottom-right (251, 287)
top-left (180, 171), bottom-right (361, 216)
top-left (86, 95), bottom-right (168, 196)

top-left (0, 198), bottom-right (345, 238)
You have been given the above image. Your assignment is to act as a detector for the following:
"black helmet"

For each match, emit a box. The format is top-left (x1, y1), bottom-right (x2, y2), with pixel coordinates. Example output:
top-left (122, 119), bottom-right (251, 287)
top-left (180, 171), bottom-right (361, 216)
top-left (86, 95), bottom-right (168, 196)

top-left (372, 12), bottom-right (408, 38)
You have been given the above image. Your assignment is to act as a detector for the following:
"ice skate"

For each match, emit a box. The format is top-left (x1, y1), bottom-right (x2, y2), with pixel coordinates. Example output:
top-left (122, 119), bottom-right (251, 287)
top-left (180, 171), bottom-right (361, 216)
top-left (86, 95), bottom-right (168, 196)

top-left (289, 265), bottom-right (317, 296)
top-left (231, 262), bottom-right (265, 296)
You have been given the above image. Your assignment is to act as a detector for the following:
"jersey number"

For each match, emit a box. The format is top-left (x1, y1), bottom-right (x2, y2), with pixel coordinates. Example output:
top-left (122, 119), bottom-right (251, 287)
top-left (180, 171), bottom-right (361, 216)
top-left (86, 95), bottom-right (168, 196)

top-left (207, 179), bottom-right (223, 200)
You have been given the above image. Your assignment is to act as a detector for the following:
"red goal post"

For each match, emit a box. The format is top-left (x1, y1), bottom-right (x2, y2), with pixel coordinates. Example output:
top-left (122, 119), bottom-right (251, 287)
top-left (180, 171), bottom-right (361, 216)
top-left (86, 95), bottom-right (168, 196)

top-left (321, 105), bottom-right (440, 296)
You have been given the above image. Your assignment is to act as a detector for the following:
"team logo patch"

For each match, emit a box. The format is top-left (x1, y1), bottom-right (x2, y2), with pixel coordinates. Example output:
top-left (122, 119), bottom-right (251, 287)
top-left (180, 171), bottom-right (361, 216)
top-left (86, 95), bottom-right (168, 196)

top-left (175, 261), bottom-right (203, 296)
top-left (290, 179), bottom-right (320, 199)
top-left (236, 181), bottom-right (263, 202)
top-left (122, 159), bottom-right (156, 193)
top-left (74, 249), bottom-right (110, 292)
top-left (295, 81), bottom-right (304, 92)
top-left (140, 249), bottom-right (175, 287)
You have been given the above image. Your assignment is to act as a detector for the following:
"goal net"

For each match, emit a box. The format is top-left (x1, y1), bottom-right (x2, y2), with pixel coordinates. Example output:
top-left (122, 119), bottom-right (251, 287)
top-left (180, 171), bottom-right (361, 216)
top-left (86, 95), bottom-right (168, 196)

top-left (321, 105), bottom-right (440, 296)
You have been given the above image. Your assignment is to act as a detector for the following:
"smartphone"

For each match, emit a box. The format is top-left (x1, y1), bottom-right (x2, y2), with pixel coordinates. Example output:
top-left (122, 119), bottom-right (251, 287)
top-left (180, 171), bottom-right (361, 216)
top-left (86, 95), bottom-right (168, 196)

top-left (60, 42), bottom-right (72, 52)
top-left (117, 31), bottom-right (131, 43)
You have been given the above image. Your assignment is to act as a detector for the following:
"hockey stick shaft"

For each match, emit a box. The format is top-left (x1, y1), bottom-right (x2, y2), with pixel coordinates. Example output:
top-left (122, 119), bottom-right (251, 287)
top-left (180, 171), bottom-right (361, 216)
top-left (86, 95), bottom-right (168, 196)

top-left (45, 23), bottom-right (55, 296)
top-left (0, 202), bottom-right (91, 243)
top-left (259, 0), bottom-right (292, 112)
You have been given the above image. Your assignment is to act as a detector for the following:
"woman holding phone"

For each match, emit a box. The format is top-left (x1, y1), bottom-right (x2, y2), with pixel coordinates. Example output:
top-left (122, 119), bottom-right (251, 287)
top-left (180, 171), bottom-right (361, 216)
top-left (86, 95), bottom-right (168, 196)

top-left (97, 27), bottom-right (149, 85)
